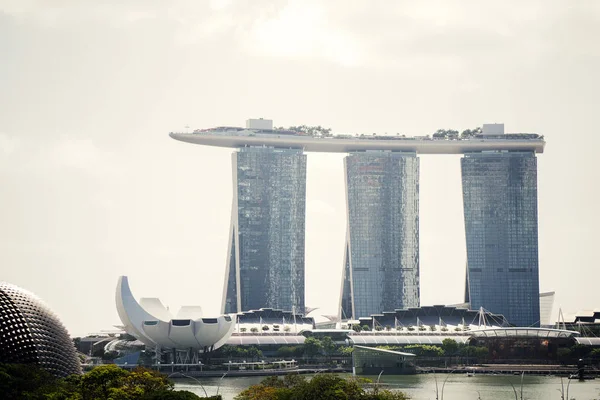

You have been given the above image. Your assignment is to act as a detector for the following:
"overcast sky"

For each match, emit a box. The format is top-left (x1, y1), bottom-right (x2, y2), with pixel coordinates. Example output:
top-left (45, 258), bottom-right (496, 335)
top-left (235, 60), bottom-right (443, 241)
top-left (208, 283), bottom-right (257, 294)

top-left (1, 0), bottom-right (599, 336)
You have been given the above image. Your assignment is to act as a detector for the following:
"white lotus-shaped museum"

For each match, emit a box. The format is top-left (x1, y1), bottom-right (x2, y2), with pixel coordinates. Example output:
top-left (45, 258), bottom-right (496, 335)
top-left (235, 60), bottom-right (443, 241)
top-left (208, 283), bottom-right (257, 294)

top-left (116, 276), bottom-right (235, 352)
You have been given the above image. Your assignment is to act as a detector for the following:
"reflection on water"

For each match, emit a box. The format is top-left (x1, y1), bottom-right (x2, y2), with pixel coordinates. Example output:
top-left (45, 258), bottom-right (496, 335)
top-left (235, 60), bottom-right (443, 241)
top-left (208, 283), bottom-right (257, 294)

top-left (174, 374), bottom-right (600, 400)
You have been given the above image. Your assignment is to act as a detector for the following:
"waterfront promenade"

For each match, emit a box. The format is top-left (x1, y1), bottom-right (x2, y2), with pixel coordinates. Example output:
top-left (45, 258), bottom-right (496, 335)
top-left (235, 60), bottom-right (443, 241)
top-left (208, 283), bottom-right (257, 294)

top-left (160, 362), bottom-right (595, 378)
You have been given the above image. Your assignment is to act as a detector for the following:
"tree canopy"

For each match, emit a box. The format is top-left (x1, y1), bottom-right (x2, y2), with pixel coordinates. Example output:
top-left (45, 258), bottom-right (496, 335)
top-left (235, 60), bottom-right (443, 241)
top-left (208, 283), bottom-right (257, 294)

top-left (235, 374), bottom-right (409, 400)
top-left (275, 125), bottom-right (333, 137)
top-left (302, 337), bottom-right (323, 359)
top-left (431, 127), bottom-right (482, 139)
top-left (432, 129), bottom-right (459, 138)
top-left (0, 364), bottom-right (211, 400)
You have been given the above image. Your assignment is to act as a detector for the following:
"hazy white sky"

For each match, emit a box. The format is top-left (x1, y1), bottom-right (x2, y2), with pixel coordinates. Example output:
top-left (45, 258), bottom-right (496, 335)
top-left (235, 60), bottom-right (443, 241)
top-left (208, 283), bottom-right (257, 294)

top-left (1, 0), bottom-right (599, 336)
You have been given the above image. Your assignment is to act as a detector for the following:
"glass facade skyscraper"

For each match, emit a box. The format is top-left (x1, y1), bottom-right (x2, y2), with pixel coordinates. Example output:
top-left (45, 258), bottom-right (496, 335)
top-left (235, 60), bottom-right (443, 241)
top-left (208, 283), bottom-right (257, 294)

top-left (340, 151), bottom-right (420, 320)
top-left (222, 147), bottom-right (307, 315)
top-left (462, 151), bottom-right (540, 327)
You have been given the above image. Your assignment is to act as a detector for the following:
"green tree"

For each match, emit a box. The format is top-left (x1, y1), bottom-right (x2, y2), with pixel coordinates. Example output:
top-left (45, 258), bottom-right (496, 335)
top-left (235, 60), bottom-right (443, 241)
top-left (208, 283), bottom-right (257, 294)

top-left (459, 345), bottom-right (488, 359)
top-left (235, 373), bottom-right (410, 400)
top-left (557, 347), bottom-right (572, 361)
top-left (297, 374), bottom-right (362, 400)
top-left (475, 346), bottom-right (488, 359)
top-left (303, 337), bottom-right (323, 360)
top-left (460, 127), bottom-right (482, 138)
top-left (80, 364), bottom-right (130, 399)
top-left (142, 391), bottom-right (210, 399)
top-left (235, 384), bottom-right (281, 400)
top-left (285, 125), bottom-right (333, 137)
top-left (73, 336), bottom-right (82, 352)
top-left (276, 346), bottom-right (301, 358)
top-left (125, 367), bottom-right (174, 393)
top-left (218, 344), bottom-right (236, 359)
top-left (234, 347), bottom-right (249, 359)
top-left (282, 373), bottom-right (306, 388)
top-left (433, 129), bottom-right (459, 139)
top-left (571, 343), bottom-right (592, 358)
top-left (369, 390), bottom-right (410, 400)
top-left (590, 348), bottom-right (600, 358)
top-left (404, 344), bottom-right (444, 357)
top-left (246, 346), bottom-right (263, 361)
top-left (0, 364), bottom-right (57, 400)
top-left (0, 364), bottom-right (202, 400)
top-left (441, 338), bottom-right (459, 356)
top-left (321, 336), bottom-right (338, 359)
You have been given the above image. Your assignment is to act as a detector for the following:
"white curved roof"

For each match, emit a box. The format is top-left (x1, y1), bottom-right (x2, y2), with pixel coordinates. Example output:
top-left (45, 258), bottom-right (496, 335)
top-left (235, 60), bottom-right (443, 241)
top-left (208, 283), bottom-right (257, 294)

top-left (115, 276), bottom-right (158, 347)
top-left (176, 306), bottom-right (203, 319)
top-left (115, 276), bottom-right (235, 351)
top-left (226, 335), bottom-right (306, 346)
top-left (349, 335), bottom-right (470, 345)
top-left (139, 298), bottom-right (173, 321)
top-left (469, 327), bottom-right (579, 339)
top-left (575, 337), bottom-right (600, 346)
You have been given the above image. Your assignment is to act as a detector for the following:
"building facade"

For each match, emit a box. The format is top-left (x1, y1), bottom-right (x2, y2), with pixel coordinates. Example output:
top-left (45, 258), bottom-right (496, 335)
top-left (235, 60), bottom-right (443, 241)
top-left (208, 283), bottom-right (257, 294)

top-left (222, 147), bottom-right (307, 314)
top-left (462, 151), bottom-right (540, 327)
top-left (340, 151), bottom-right (420, 320)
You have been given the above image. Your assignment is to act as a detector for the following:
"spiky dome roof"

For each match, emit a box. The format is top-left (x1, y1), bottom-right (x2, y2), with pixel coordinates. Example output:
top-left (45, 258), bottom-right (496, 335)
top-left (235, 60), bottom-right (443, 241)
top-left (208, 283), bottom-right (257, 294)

top-left (0, 282), bottom-right (81, 377)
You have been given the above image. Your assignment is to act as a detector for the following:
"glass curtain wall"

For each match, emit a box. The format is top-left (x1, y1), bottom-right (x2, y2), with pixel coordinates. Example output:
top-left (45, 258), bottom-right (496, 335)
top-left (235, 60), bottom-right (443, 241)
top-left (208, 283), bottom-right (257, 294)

top-left (223, 147), bottom-right (307, 315)
top-left (462, 151), bottom-right (540, 327)
top-left (341, 151), bottom-right (419, 320)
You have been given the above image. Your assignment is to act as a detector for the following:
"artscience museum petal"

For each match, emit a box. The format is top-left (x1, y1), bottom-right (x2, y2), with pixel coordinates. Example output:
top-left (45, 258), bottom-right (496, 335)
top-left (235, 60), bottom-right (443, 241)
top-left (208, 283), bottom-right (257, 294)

top-left (116, 276), bottom-right (235, 352)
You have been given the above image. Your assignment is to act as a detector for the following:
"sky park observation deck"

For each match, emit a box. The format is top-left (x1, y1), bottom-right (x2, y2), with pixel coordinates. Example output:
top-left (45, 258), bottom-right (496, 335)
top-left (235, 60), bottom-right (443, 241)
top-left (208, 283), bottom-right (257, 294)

top-left (170, 119), bottom-right (546, 328)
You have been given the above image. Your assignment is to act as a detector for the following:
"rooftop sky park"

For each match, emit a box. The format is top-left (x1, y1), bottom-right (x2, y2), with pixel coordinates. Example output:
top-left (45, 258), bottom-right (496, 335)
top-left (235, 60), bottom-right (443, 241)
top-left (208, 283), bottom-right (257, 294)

top-left (170, 121), bottom-right (545, 154)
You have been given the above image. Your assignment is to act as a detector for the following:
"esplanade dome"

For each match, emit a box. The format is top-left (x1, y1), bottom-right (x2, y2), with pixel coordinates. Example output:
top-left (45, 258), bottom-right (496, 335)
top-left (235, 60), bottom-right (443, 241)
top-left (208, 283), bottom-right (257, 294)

top-left (0, 282), bottom-right (81, 377)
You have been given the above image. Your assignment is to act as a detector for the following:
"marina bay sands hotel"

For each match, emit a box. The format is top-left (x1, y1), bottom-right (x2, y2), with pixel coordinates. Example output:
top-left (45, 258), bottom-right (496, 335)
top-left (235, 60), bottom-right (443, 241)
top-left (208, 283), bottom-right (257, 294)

top-left (170, 119), bottom-right (545, 327)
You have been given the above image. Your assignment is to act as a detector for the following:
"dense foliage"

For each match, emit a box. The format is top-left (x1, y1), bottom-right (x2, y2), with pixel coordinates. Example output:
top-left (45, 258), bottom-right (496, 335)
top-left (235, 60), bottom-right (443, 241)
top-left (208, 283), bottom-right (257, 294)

top-left (432, 127), bottom-right (482, 139)
top-left (218, 338), bottom-right (344, 362)
top-left (216, 345), bottom-right (264, 361)
top-left (235, 374), bottom-right (409, 400)
top-left (0, 364), bottom-right (212, 400)
top-left (375, 340), bottom-right (489, 359)
top-left (275, 125), bottom-right (333, 137)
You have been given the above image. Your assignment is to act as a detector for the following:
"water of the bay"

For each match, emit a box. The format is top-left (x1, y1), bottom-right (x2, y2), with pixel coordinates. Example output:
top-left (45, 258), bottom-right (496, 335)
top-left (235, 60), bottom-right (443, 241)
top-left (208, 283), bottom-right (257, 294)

top-left (174, 374), bottom-right (600, 400)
